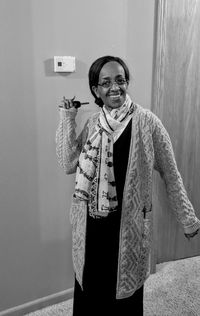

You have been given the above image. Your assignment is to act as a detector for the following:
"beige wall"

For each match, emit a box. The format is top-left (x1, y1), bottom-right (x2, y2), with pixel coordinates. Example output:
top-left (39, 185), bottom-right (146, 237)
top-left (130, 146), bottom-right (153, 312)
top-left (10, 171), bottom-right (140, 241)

top-left (0, 0), bottom-right (155, 312)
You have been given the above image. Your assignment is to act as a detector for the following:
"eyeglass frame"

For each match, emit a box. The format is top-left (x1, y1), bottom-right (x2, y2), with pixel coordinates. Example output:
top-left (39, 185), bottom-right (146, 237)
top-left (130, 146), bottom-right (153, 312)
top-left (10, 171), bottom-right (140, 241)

top-left (97, 78), bottom-right (128, 89)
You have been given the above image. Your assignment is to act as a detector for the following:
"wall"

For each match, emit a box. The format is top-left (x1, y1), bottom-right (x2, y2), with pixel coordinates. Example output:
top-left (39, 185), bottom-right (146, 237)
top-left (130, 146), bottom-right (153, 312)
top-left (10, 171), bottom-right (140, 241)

top-left (0, 0), bottom-right (155, 312)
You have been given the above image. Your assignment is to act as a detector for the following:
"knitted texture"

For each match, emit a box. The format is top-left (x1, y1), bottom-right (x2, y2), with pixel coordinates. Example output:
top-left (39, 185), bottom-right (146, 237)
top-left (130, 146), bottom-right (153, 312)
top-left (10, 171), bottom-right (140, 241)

top-left (56, 104), bottom-right (200, 299)
top-left (56, 108), bottom-right (89, 174)
top-left (70, 198), bottom-right (87, 288)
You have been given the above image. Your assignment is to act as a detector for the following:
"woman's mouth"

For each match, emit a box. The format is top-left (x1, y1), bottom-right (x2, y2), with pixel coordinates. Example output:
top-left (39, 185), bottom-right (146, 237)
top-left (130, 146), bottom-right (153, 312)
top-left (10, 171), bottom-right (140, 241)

top-left (108, 93), bottom-right (121, 99)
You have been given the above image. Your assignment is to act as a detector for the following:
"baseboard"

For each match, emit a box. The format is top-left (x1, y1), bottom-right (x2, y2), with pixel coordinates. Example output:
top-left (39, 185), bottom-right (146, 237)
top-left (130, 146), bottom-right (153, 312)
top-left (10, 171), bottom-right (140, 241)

top-left (0, 288), bottom-right (74, 316)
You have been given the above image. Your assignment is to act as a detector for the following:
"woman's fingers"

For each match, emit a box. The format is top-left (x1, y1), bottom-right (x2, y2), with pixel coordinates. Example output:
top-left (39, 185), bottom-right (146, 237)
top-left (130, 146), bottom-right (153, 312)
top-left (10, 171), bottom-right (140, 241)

top-left (63, 97), bottom-right (74, 109)
top-left (59, 97), bottom-right (74, 109)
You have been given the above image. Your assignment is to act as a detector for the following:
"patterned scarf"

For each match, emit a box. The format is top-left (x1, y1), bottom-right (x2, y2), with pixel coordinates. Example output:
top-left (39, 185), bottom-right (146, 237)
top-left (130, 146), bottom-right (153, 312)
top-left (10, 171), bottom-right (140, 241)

top-left (74, 94), bottom-right (135, 218)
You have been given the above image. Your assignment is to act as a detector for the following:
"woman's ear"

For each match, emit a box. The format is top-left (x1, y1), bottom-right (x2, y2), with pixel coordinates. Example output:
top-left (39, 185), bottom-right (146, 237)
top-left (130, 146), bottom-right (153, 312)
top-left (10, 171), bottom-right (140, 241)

top-left (92, 86), bottom-right (99, 98)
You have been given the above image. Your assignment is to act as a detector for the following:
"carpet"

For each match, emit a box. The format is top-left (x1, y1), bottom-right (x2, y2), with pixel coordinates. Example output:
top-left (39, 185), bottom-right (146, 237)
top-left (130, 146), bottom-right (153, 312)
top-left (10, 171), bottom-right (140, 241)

top-left (26, 256), bottom-right (200, 316)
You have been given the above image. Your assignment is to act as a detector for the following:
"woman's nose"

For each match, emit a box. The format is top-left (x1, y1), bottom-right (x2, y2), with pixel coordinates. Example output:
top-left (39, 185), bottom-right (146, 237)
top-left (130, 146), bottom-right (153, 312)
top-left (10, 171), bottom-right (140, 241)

top-left (110, 82), bottom-right (120, 90)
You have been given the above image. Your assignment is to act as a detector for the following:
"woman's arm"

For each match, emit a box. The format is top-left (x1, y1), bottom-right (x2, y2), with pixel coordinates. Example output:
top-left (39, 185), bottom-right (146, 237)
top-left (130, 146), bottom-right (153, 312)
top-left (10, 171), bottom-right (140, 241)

top-left (152, 114), bottom-right (200, 236)
top-left (56, 108), bottom-right (88, 174)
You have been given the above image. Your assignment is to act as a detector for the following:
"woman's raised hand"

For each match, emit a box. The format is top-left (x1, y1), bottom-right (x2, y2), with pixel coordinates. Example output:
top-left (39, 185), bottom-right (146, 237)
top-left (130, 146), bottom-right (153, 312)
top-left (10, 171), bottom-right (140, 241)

top-left (59, 96), bottom-right (89, 110)
top-left (59, 96), bottom-right (75, 110)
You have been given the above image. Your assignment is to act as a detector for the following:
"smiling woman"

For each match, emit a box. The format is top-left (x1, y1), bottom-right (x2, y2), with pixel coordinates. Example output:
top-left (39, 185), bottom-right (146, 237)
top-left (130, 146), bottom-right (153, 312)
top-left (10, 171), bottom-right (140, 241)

top-left (56, 55), bottom-right (200, 316)
top-left (92, 61), bottom-right (128, 110)
top-left (88, 56), bottom-right (130, 109)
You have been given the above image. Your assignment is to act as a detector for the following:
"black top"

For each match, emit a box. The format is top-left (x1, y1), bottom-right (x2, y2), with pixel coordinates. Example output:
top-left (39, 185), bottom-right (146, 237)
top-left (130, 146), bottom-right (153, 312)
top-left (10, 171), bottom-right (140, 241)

top-left (83, 119), bottom-right (132, 295)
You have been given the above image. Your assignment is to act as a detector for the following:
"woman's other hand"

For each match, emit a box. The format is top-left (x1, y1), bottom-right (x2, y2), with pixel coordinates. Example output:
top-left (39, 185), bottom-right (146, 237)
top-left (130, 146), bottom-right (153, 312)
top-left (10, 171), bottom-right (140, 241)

top-left (185, 229), bottom-right (199, 240)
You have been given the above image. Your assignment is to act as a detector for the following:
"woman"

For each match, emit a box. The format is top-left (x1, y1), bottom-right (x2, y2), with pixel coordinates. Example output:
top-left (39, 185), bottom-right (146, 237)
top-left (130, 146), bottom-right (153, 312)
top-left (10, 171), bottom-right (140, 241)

top-left (56, 56), bottom-right (200, 315)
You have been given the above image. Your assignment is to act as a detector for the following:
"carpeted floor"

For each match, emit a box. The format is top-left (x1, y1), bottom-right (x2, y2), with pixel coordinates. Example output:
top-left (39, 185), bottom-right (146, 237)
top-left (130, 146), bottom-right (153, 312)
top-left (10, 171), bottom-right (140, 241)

top-left (26, 256), bottom-right (200, 316)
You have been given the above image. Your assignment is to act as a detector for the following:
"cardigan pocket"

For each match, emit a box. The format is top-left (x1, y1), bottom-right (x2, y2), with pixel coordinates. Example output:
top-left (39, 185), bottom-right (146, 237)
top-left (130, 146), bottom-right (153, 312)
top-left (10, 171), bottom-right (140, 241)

top-left (142, 218), bottom-right (152, 248)
top-left (137, 216), bottom-right (152, 287)
top-left (70, 196), bottom-right (79, 225)
top-left (70, 197), bottom-right (87, 287)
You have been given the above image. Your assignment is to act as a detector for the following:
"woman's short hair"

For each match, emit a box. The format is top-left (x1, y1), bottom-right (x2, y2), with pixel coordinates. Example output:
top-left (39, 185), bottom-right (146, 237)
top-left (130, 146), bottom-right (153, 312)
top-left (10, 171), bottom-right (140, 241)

top-left (88, 56), bottom-right (130, 107)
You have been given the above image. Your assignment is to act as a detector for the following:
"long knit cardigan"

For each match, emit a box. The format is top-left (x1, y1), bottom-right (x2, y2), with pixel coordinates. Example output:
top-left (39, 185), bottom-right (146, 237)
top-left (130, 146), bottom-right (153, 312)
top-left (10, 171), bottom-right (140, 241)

top-left (56, 103), bottom-right (200, 299)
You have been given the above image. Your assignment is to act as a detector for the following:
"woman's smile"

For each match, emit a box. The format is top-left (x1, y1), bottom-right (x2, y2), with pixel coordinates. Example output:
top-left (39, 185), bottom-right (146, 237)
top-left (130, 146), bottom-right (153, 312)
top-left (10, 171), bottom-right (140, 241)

top-left (108, 92), bottom-right (124, 105)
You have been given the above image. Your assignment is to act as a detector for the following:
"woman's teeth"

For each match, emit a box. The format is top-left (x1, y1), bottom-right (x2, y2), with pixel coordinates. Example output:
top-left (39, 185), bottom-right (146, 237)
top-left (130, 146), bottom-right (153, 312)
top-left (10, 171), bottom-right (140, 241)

top-left (109, 94), bottom-right (121, 98)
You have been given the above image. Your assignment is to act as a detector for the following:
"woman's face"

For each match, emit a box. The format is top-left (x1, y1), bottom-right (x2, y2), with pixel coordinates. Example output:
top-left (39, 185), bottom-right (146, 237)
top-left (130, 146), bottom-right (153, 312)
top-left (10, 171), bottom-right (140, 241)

top-left (92, 61), bottom-right (128, 111)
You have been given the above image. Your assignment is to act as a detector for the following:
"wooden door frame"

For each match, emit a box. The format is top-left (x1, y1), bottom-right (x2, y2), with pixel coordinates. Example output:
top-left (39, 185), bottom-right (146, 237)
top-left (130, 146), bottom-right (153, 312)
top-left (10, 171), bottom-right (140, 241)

top-left (150, 0), bottom-right (162, 274)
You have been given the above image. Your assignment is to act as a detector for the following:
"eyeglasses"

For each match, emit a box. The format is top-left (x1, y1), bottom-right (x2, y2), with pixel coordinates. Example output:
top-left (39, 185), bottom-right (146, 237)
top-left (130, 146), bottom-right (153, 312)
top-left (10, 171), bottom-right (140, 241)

top-left (97, 78), bottom-right (128, 89)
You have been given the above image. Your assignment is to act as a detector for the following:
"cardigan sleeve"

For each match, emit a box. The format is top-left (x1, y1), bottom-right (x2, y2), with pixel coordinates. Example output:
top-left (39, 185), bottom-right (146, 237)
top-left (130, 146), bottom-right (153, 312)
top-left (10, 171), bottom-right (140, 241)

top-left (56, 108), bottom-right (89, 174)
top-left (152, 113), bottom-right (200, 235)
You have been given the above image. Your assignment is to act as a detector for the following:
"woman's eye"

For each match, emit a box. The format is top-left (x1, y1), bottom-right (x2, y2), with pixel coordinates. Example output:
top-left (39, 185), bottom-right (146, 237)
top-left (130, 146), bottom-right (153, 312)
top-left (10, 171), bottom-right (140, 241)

top-left (102, 81), bottom-right (111, 87)
top-left (116, 78), bottom-right (126, 84)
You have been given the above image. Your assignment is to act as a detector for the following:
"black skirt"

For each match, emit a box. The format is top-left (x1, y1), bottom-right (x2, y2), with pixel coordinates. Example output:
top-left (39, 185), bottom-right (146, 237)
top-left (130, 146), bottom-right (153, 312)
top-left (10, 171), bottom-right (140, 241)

top-left (72, 119), bottom-right (144, 316)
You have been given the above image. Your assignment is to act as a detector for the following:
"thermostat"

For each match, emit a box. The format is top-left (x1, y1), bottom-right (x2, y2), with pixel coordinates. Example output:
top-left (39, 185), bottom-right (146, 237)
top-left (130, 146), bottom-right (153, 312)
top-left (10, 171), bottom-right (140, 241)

top-left (54, 56), bottom-right (76, 72)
